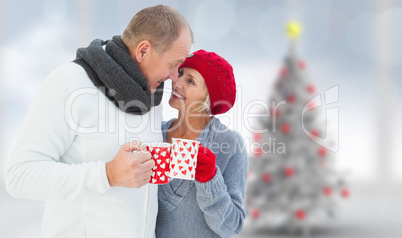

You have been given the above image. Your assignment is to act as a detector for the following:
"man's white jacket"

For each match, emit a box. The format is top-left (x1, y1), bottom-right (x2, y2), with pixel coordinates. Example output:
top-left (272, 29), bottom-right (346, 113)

top-left (6, 62), bottom-right (162, 238)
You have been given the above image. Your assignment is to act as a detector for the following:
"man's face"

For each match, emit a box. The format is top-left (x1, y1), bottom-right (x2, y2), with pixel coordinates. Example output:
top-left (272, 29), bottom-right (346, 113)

top-left (140, 29), bottom-right (192, 94)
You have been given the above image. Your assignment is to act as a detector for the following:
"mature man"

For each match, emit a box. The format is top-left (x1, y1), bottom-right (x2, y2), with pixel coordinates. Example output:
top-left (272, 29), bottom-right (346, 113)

top-left (5, 5), bottom-right (193, 238)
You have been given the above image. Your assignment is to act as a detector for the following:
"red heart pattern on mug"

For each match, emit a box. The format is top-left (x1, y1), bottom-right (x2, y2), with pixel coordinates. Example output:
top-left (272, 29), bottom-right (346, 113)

top-left (147, 139), bottom-right (200, 183)
top-left (169, 138), bottom-right (200, 180)
top-left (147, 144), bottom-right (172, 184)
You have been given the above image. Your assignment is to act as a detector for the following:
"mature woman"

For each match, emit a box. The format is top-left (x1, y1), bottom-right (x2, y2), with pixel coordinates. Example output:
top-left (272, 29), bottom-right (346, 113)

top-left (156, 50), bottom-right (248, 238)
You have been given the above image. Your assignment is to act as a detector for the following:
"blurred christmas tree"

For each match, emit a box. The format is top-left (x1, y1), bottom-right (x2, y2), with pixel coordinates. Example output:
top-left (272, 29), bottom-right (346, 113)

top-left (245, 22), bottom-right (349, 236)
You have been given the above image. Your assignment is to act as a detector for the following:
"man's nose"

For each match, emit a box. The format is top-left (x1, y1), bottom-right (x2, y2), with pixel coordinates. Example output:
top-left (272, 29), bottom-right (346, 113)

top-left (169, 68), bottom-right (179, 83)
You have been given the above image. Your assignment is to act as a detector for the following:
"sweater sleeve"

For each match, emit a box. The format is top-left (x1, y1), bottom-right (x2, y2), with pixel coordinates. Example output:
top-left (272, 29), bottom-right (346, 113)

top-left (5, 65), bottom-right (110, 201)
top-left (194, 133), bottom-right (248, 237)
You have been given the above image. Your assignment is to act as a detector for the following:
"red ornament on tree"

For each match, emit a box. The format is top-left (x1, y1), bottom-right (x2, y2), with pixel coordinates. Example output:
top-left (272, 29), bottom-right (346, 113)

top-left (323, 186), bottom-right (332, 196)
top-left (295, 209), bottom-right (306, 220)
top-left (262, 173), bottom-right (271, 183)
top-left (307, 101), bottom-right (315, 110)
top-left (284, 167), bottom-right (294, 177)
top-left (307, 84), bottom-right (316, 94)
top-left (318, 147), bottom-right (327, 157)
top-left (270, 108), bottom-right (281, 117)
top-left (280, 68), bottom-right (288, 76)
top-left (253, 133), bottom-right (263, 142)
top-left (311, 130), bottom-right (319, 138)
top-left (254, 147), bottom-right (263, 157)
top-left (287, 94), bottom-right (296, 103)
top-left (281, 123), bottom-right (291, 134)
top-left (251, 208), bottom-right (261, 219)
top-left (341, 188), bottom-right (350, 198)
top-left (299, 61), bottom-right (307, 70)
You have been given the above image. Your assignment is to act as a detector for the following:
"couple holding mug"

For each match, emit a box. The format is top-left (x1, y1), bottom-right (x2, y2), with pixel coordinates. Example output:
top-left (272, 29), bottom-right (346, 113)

top-left (5, 5), bottom-right (247, 238)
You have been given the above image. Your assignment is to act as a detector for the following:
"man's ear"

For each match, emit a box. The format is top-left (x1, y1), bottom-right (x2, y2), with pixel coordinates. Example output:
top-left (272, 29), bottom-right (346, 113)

top-left (134, 40), bottom-right (152, 63)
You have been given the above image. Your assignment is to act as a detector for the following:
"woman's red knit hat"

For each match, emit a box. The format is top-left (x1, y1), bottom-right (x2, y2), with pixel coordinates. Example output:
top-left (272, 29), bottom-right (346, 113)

top-left (179, 49), bottom-right (236, 115)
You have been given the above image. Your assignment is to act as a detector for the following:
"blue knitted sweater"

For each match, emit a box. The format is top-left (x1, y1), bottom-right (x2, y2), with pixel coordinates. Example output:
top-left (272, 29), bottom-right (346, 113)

top-left (156, 117), bottom-right (248, 238)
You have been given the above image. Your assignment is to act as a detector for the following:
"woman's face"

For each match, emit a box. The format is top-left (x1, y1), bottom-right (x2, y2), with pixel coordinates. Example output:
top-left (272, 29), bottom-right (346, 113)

top-left (169, 67), bottom-right (209, 113)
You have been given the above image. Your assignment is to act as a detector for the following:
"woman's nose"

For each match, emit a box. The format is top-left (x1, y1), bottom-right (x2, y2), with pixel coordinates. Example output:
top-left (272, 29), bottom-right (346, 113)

top-left (172, 76), bottom-right (184, 89)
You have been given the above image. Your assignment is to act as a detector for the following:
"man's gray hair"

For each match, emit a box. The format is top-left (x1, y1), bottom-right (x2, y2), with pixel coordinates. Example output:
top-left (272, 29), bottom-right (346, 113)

top-left (121, 5), bottom-right (194, 55)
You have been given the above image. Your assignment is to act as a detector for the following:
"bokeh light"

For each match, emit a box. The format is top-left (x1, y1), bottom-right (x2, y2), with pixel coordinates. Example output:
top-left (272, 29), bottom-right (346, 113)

top-left (194, 0), bottom-right (237, 41)
top-left (235, 7), bottom-right (262, 39)
top-left (347, 7), bottom-right (402, 65)
top-left (42, 0), bottom-right (67, 22)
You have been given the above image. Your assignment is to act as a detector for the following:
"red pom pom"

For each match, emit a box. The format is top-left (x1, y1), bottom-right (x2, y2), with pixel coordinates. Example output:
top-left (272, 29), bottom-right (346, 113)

top-left (284, 167), bottom-right (294, 177)
top-left (295, 209), bottom-right (306, 220)
top-left (287, 94), bottom-right (296, 103)
top-left (318, 147), bottom-right (327, 157)
top-left (341, 188), bottom-right (350, 198)
top-left (323, 187), bottom-right (332, 196)
top-left (281, 123), bottom-right (291, 134)
top-left (251, 209), bottom-right (260, 219)
top-left (307, 84), bottom-right (315, 94)
top-left (262, 173), bottom-right (271, 183)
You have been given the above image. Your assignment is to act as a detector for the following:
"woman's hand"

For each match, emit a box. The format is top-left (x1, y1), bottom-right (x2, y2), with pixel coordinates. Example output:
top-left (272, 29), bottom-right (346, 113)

top-left (195, 146), bottom-right (216, 183)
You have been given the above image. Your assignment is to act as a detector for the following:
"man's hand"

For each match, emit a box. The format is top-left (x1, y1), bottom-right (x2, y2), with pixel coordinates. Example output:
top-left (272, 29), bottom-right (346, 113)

top-left (106, 141), bottom-right (155, 188)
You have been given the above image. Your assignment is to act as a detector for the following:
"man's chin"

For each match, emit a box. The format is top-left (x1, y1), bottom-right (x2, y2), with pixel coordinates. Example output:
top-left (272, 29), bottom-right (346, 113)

top-left (149, 81), bottom-right (163, 94)
top-left (149, 88), bottom-right (156, 94)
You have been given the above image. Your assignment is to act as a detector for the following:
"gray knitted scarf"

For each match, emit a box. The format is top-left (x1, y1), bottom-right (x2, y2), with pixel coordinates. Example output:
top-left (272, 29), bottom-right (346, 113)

top-left (73, 35), bottom-right (164, 115)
